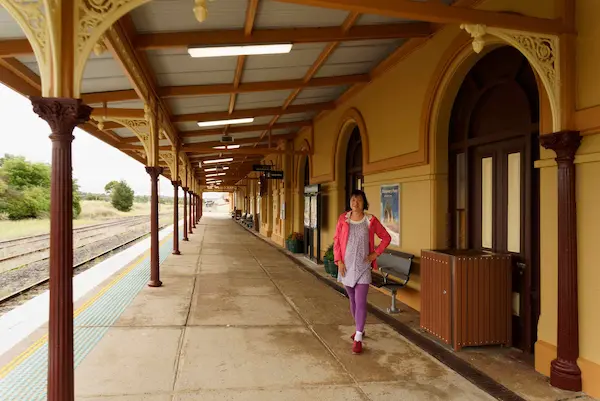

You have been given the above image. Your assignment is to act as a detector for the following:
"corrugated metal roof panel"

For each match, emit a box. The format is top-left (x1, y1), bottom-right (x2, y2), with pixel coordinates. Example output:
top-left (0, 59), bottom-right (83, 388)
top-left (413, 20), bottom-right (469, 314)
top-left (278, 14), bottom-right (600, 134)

top-left (131, 0), bottom-right (247, 33)
top-left (112, 127), bottom-right (136, 138)
top-left (167, 94), bottom-right (230, 115)
top-left (254, 0), bottom-right (349, 29)
top-left (277, 112), bottom-right (314, 123)
top-left (242, 66), bottom-right (307, 83)
top-left (79, 52), bottom-right (133, 93)
top-left (292, 86), bottom-right (348, 105)
top-left (314, 62), bottom-right (372, 78)
top-left (0, 8), bottom-right (25, 38)
top-left (244, 43), bottom-right (324, 71)
top-left (159, 139), bottom-right (171, 146)
top-left (355, 14), bottom-right (413, 25)
top-left (314, 39), bottom-right (403, 78)
top-left (147, 49), bottom-right (237, 87)
top-left (236, 90), bottom-right (292, 109)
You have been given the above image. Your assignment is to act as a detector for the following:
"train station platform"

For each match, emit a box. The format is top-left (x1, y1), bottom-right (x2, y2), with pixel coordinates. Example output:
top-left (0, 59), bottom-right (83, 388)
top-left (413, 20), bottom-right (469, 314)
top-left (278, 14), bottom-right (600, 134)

top-left (0, 214), bottom-right (591, 400)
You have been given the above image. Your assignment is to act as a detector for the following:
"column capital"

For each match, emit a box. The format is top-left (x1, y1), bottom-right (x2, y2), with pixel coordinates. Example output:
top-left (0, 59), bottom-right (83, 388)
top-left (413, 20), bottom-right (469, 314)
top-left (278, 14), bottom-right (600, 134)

top-left (145, 166), bottom-right (164, 180)
top-left (182, 186), bottom-right (189, 191)
top-left (540, 131), bottom-right (581, 163)
top-left (31, 97), bottom-right (92, 137)
top-left (171, 180), bottom-right (179, 187)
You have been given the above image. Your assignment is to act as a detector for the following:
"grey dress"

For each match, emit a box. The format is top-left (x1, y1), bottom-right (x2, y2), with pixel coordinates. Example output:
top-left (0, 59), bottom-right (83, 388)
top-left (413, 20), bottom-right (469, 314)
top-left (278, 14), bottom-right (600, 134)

top-left (338, 216), bottom-right (372, 287)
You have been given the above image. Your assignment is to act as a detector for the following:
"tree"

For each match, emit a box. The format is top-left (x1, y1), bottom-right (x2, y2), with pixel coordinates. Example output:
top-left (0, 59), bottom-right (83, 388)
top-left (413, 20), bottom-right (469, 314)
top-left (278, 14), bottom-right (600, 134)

top-left (109, 180), bottom-right (134, 212)
top-left (104, 180), bottom-right (119, 195)
top-left (0, 155), bottom-right (81, 219)
top-left (1, 156), bottom-right (50, 190)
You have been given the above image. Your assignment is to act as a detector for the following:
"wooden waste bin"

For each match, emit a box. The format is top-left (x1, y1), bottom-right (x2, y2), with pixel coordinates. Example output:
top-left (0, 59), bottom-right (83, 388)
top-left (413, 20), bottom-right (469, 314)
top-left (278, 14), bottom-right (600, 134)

top-left (420, 249), bottom-right (512, 351)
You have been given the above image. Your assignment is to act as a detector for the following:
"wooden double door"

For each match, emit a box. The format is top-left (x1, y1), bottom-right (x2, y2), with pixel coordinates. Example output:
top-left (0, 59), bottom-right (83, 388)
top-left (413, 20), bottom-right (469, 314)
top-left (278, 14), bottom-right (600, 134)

top-left (449, 46), bottom-right (540, 353)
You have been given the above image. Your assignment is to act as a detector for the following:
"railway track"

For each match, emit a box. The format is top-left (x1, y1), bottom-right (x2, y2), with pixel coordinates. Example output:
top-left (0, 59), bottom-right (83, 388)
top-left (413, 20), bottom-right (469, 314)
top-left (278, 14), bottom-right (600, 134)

top-left (0, 216), bottom-right (172, 313)
top-left (0, 215), bottom-right (168, 274)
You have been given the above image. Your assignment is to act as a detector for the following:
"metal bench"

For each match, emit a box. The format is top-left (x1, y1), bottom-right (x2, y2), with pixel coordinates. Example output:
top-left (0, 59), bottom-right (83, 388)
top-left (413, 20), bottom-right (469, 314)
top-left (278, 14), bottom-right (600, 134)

top-left (374, 251), bottom-right (414, 314)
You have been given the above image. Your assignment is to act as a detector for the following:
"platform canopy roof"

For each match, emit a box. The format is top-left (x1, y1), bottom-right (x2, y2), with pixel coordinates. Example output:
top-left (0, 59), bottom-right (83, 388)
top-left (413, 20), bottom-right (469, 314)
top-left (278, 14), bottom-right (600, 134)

top-left (0, 0), bottom-right (565, 188)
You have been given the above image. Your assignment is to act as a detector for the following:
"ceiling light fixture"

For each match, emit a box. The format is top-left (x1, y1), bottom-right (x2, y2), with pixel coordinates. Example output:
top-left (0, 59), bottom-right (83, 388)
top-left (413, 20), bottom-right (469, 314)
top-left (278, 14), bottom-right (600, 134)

top-left (204, 166), bottom-right (230, 172)
top-left (206, 173), bottom-right (226, 178)
top-left (188, 43), bottom-right (293, 58)
top-left (213, 144), bottom-right (241, 150)
top-left (202, 158), bottom-right (234, 164)
top-left (197, 117), bottom-right (254, 128)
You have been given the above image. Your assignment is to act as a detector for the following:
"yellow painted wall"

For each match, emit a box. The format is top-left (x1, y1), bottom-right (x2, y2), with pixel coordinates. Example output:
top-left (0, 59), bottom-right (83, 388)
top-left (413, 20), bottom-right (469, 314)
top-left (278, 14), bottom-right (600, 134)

top-left (576, 0), bottom-right (600, 110)
top-left (260, 0), bottom-right (600, 395)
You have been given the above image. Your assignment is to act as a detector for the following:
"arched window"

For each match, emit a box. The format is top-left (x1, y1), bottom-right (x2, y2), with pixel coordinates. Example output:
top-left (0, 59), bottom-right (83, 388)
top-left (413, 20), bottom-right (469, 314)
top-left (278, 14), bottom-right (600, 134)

top-left (345, 126), bottom-right (363, 210)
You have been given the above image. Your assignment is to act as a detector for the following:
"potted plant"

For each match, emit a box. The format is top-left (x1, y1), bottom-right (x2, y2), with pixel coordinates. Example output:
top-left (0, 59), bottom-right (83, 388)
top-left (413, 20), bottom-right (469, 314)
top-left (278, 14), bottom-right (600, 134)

top-left (323, 244), bottom-right (334, 275)
top-left (287, 232), bottom-right (304, 253)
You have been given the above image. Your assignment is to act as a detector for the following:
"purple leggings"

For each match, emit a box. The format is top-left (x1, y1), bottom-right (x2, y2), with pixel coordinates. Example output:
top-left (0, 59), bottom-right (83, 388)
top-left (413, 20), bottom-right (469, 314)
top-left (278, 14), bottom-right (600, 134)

top-left (345, 284), bottom-right (369, 332)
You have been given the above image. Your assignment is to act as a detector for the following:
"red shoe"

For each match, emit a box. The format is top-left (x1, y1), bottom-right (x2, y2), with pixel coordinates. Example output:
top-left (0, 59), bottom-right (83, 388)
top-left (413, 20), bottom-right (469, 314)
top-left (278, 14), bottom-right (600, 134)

top-left (352, 340), bottom-right (363, 354)
top-left (350, 331), bottom-right (365, 340)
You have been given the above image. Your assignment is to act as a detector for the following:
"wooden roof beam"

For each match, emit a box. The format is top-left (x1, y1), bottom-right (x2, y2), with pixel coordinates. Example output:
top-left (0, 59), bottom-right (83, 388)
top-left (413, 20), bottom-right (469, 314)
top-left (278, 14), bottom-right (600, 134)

top-left (134, 23), bottom-right (433, 50)
top-left (183, 147), bottom-right (310, 156)
top-left (184, 135), bottom-right (295, 148)
top-left (0, 39), bottom-right (31, 58)
top-left (272, 0), bottom-right (568, 34)
top-left (78, 75), bottom-right (367, 103)
top-left (81, 89), bottom-right (139, 104)
top-left (180, 122), bottom-right (309, 138)
top-left (172, 102), bottom-right (333, 123)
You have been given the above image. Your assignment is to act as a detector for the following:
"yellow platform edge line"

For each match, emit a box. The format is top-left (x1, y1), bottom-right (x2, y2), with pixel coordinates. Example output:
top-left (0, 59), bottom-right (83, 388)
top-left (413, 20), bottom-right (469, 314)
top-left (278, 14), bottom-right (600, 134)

top-left (0, 233), bottom-right (173, 379)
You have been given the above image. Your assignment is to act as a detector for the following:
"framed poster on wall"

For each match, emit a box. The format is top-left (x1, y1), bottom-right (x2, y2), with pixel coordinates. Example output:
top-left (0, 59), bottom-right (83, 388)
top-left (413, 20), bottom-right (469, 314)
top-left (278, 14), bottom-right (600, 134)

top-left (310, 196), bottom-right (317, 229)
top-left (303, 196), bottom-right (310, 227)
top-left (380, 184), bottom-right (400, 246)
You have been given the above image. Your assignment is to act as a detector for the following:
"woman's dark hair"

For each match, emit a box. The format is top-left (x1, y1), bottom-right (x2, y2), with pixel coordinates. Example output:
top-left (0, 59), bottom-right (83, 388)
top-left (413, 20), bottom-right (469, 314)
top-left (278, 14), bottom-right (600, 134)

top-left (350, 189), bottom-right (369, 210)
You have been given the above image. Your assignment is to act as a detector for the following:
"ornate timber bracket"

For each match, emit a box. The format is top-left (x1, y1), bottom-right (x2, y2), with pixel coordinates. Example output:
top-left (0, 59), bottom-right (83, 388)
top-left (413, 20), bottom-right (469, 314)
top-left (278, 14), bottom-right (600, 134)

top-left (159, 150), bottom-right (178, 181)
top-left (461, 24), bottom-right (561, 131)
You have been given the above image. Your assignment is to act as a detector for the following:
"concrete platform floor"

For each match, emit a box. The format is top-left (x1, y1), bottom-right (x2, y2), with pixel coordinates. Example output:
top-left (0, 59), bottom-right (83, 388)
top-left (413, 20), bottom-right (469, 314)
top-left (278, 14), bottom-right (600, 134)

top-left (69, 214), bottom-right (593, 400)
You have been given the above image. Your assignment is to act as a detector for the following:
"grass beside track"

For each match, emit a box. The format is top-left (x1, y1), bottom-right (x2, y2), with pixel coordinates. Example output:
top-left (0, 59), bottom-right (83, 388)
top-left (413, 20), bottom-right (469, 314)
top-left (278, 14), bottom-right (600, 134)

top-left (0, 201), bottom-right (181, 240)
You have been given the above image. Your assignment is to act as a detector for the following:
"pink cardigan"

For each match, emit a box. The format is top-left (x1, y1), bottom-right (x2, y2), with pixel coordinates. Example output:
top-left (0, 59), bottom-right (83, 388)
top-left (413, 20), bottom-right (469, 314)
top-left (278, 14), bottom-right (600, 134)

top-left (333, 211), bottom-right (392, 270)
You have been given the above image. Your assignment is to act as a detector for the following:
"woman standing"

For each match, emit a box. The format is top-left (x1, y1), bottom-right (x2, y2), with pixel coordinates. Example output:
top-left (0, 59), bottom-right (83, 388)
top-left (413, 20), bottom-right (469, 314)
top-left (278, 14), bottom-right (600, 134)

top-left (334, 190), bottom-right (391, 354)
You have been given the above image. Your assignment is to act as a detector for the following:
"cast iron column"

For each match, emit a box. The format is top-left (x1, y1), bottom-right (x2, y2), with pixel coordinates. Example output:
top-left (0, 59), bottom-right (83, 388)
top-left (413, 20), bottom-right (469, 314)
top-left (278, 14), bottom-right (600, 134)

top-left (146, 167), bottom-right (163, 287)
top-left (172, 181), bottom-right (180, 255)
top-left (540, 130), bottom-right (582, 392)
top-left (192, 193), bottom-right (197, 228)
top-left (182, 187), bottom-right (189, 241)
top-left (31, 97), bottom-right (92, 401)
top-left (188, 190), bottom-right (194, 234)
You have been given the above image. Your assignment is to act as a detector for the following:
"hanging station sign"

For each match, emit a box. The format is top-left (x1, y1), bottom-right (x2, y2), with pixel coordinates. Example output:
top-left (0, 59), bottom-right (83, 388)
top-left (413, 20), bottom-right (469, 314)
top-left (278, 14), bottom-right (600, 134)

top-left (264, 170), bottom-right (284, 179)
top-left (253, 164), bottom-right (272, 172)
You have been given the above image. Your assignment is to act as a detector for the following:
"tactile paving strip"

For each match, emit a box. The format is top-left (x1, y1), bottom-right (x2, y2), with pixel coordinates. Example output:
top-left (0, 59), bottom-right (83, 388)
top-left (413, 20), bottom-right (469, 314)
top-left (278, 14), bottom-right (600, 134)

top-left (0, 233), bottom-right (176, 401)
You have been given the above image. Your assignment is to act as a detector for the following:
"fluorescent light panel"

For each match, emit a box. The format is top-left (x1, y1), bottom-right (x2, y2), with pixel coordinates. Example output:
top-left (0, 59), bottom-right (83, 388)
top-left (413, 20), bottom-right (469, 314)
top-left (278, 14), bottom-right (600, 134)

top-left (197, 117), bottom-right (253, 128)
top-left (213, 145), bottom-right (241, 150)
top-left (204, 166), bottom-right (229, 172)
top-left (188, 44), bottom-right (292, 58)
top-left (206, 173), bottom-right (226, 177)
top-left (203, 158), bottom-right (234, 164)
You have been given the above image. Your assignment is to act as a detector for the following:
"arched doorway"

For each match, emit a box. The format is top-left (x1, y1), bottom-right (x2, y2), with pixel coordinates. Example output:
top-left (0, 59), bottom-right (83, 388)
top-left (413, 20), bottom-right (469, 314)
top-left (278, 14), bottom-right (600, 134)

top-left (448, 46), bottom-right (540, 353)
top-left (345, 126), bottom-right (363, 210)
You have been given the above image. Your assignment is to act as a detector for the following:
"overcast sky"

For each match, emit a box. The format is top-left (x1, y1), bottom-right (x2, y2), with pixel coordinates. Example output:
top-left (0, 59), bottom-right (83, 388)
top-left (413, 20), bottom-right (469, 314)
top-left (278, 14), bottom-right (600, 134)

top-left (0, 83), bottom-right (178, 197)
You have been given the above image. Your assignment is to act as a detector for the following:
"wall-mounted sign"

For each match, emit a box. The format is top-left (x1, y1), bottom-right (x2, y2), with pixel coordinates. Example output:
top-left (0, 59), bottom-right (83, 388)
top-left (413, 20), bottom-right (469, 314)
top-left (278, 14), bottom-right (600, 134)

top-left (380, 184), bottom-right (401, 246)
top-left (264, 170), bottom-right (284, 179)
top-left (304, 184), bottom-right (319, 195)
top-left (253, 164), bottom-right (272, 172)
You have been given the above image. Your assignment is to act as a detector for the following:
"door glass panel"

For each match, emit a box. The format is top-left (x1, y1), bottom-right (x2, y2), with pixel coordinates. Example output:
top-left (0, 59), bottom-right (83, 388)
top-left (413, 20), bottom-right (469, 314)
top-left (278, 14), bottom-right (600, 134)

top-left (456, 153), bottom-right (467, 248)
top-left (481, 157), bottom-right (493, 249)
top-left (507, 152), bottom-right (521, 253)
